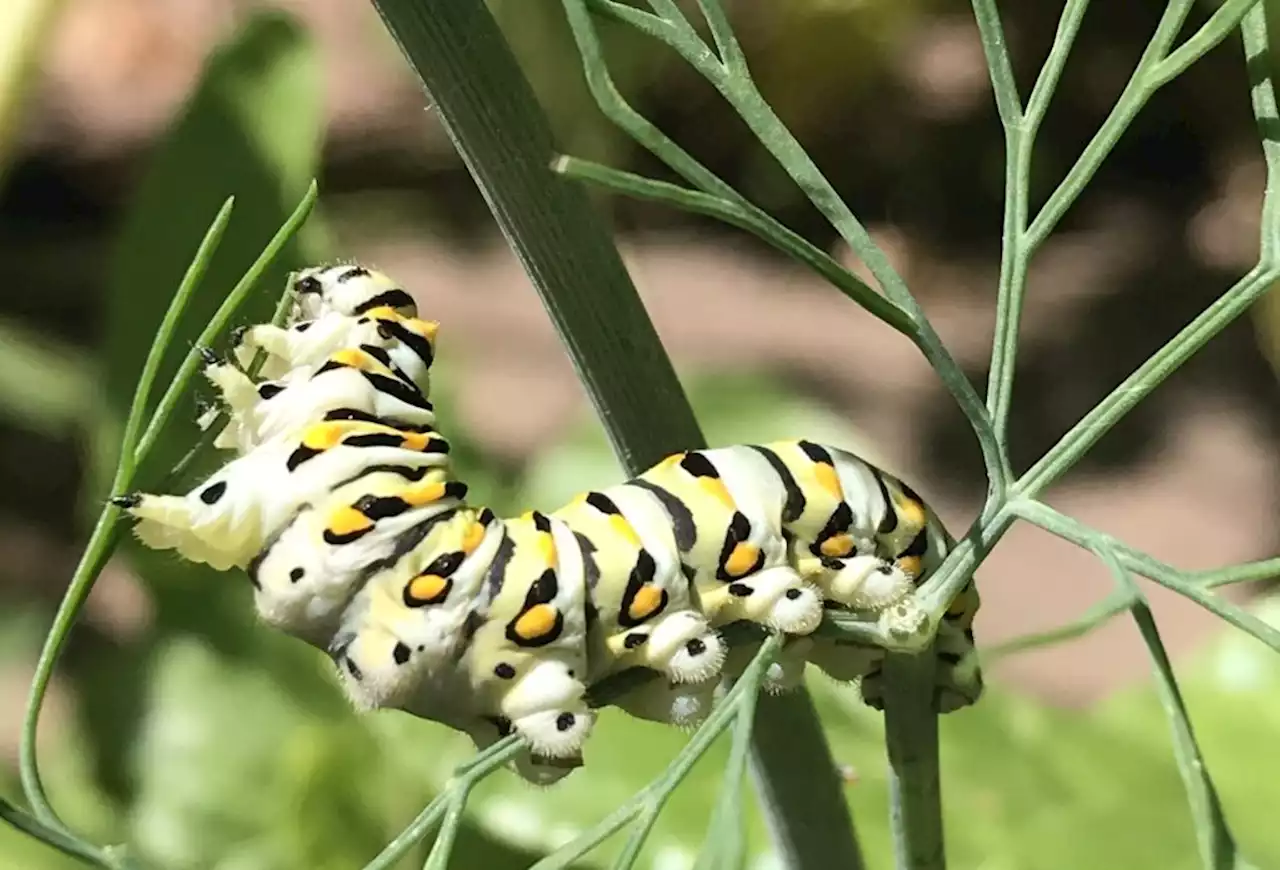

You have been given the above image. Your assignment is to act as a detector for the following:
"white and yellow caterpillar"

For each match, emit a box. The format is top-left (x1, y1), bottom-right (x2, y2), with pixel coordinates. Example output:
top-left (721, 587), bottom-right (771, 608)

top-left (115, 264), bottom-right (983, 783)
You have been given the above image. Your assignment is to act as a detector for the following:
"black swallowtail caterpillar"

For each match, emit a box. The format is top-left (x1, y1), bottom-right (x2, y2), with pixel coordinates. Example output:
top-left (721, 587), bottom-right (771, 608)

top-left (113, 264), bottom-right (983, 784)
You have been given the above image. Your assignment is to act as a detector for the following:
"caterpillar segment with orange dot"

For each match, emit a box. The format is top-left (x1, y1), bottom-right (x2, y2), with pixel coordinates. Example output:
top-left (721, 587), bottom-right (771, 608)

top-left (113, 261), bottom-right (984, 787)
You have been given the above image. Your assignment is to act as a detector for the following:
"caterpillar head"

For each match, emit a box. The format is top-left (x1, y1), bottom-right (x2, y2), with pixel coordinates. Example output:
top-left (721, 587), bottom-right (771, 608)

top-left (290, 264), bottom-right (418, 322)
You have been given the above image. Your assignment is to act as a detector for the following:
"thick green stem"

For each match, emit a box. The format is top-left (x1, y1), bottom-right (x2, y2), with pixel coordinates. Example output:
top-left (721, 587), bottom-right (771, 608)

top-left (365, 1), bottom-right (862, 865)
top-left (882, 653), bottom-right (945, 870)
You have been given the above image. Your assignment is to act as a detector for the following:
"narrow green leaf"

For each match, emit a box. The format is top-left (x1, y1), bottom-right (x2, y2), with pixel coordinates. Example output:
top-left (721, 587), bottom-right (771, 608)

top-left (99, 9), bottom-right (323, 495)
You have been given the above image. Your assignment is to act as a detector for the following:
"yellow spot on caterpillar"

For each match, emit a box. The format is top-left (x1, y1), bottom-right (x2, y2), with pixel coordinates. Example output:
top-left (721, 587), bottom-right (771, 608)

top-left (302, 421), bottom-right (348, 451)
top-left (400, 430), bottom-right (432, 451)
top-left (895, 555), bottom-right (923, 579)
top-left (364, 305), bottom-right (400, 320)
top-left (403, 481), bottom-right (446, 506)
top-left (628, 585), bottom-right (665, 622)
top-left (331, 348), bottom-right (368, 368)
top-left (660, 452), bottom-right (685, 469)
top-left (724, 542), bottom-right (760, 577)
top-left (820, 534), bottom-right (856, 558)
top-left (814, 462), bottom-right (842, 498)
top-left (405, 318), bottom-right (439, 340)
top-left (513, 603), bottom-right (558, 642)
top-left (897, 496), bottom-right (927, 528)
top-left (328, 505), bottom-right (373, 538)
top-left (609, 514), bottom-right (641, 546)
top-left (699, 477), bottom-right (735, 509)
top-left (462, 522), bottom-right (486, 553)
top-left (538, 531), bottom-right (557, 565)
top-left (407, 573), bottom-right (450, 605)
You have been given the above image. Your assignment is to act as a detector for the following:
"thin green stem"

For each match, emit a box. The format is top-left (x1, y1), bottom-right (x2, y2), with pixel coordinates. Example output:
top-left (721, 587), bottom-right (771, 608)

top-left (363, 735), bottom-right (526, 870)
top-left (1196, 557), bottom-right (1280, 589)
top-left (970, 0), bottom-right (1023, 128)
top-left (693, 679), bottom-right (760, 870)
top-left (581, 0), bottom-right (1008, 498)
top-left (156, 271), bottom-right (299, 491)
top-left (19, 198), bottom-right (238, 829)
top-left (1016, 264), bottom-right (1278, 497)
top-left (1026, 0), bottom-right (1196, 250)
top-left (531, 635), bottom-right (781, 870)
top-left (117, 197), bottom-right (235, 478)
top-left (691, 0), bottom-right (747, 74)
top-left (1012, 500), bottom-right (1280, 656)
top-left (980, 0), bottom-right (1090, 443)
top-left (0, 796), bottom-right (119, 869)
top-left (20, 184), bottom-right (315, 836)
top-left (1089, 544), bottom-right (1236, 870)
top-left (1025, 0), bottom-right (1091, 132)
top-left (552, 155), bottom-right (912, 336)
top-left (881, 652), bottom-right (944, 870)
top-left (1150, 0), bottom-right (1260, 91)
top-left (981, 585), bottom-right (1137, 663)
top-left (132, 182), bottom-right (318, 465)
top-left (1244, 0), bottom-right (1280, 261)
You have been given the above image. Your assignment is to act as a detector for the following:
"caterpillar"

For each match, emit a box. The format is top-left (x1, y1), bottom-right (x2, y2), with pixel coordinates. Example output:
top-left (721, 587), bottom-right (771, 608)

top-left (114, 263), bottom-right (983, 784)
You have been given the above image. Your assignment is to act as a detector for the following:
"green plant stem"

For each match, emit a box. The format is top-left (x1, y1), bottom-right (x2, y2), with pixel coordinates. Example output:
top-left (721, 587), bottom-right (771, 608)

top-left (1196, 557), bottom-right (1280, 588)
top-left (366, 1), bottom-right (860, 866)
top-left (369, 0), bottom-right (700, 474)
top-left (981, 585), bottom-right (1137, 662)
top-left (363, 736), bottom-right (526, 870)
top-left (131, 182), bottom-right (318, 465)
top-left (19, 198), bottom-right (236, 830)
top-left (0, 795), bottom-right (117, 869)
top-left (1245, 0), bottom-right (1280, 260)
top-left (584, 0), bottom-right (1007, 497)
top-left (529, 635), bottom-right (782, 870)
top-left (551, 155), bottom-right (913, 336)
top-left (1012, 500), bottom-right (1280, 656)
top-left (881, 653), bottom-right (944, 870)
top-left (19, 185), bottom-right (315, 843)
top-left (975, 0), bottom-right (1090, 442)
top-left (1017, 264), bottom-right (1279, 497)
top-left (1089, 545), bottom-right (1236, 870)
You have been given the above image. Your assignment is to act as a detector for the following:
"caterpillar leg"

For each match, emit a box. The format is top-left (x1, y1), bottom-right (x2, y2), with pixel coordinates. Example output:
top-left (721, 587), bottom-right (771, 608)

top-left (200, 352), bottom-right (259, 418)
top-left (798, 554), bottom-right (914, 612)
top-left (467, 718), bottom-right (582, 787)
top-left (608, 610), bottom-right (725, 685)
top-left (805, 637), bottom-right (884, 684)
top-left (857, 623), bottom-right (982, 713)
top-left (720, 635), bottom-right (810, 694)
top-left (498, 659), bottom-right (594, 759)
top-left (705, 565), bottom-right (824, 635)
top-left (613, 676), bottom-right (716, 729)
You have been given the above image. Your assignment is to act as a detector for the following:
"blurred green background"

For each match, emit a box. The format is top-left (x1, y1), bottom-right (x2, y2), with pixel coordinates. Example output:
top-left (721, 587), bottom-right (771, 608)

top-left (3, 1), bottom-right (1280, 867)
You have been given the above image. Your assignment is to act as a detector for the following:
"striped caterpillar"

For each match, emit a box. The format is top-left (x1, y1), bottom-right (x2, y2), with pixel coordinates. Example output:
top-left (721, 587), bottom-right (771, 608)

top-left (114, 264), bottom-right (983, 784)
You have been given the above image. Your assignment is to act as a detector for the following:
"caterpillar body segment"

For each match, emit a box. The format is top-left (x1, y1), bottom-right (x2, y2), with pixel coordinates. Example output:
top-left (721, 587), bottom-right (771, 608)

top-left (232, 308), bottom-right (438, 393)
top-left (328, 505), bottom-right (502, 710)
top-left (635, 448), bottom-right (824, 637)
top-left (204, 347), bottom-right (438, 455)
top-left (115, 263), bottom-right (986, 787)
top-left (248, 466), bottom-right (469, 645)
top-left (115, 418), bottom-right (451, 571)
top-left (551, 484), bottom-right (725, 687)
